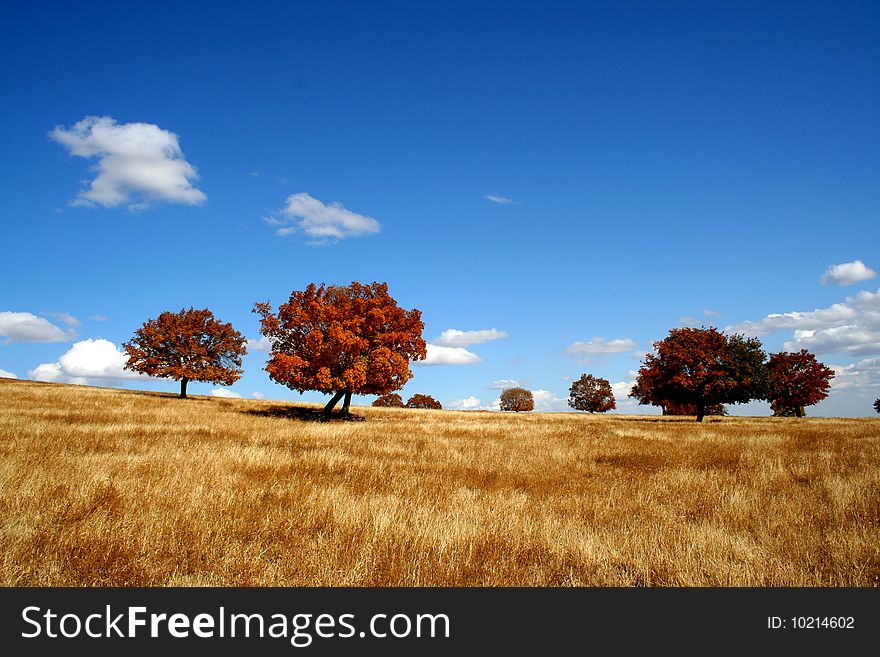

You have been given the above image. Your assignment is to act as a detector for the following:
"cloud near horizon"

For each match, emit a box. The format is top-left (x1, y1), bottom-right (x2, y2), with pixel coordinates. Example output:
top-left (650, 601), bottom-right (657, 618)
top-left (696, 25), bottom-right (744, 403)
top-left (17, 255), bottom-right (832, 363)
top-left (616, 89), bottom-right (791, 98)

top-left (726, 288), bottom-right (880, 356)
top-left (265, 193), bottom-right (381, 242)
top-left (566, 337), bottom-right (637, 359)
top-left (28, 338), bottom-right (143, 384)
top-left (50, 116), bottom-right (206, 210)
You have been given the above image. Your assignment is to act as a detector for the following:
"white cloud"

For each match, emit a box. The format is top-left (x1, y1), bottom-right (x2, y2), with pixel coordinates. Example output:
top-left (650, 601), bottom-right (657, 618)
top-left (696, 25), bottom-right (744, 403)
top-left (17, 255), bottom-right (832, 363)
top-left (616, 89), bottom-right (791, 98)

top-left (0, 368), bottom-right (17, 379)
top-left (821, 260), bottom-right (877, 286)
top-left (829, 357), bottom-right (880, 391)
top-left (420, 344), bottom-right (481, 366)
top-left (434, 328), bottom-right (508, 347)
top-left (702, 308), bottom-right (720, 318)
top-left (28, 338), bottom-right (142, 383)
top-left (610, 379), bottom-right (635, 400)
top-left (485, 193), bottom-right (514, 204)
top-left (0, 311), bottom-right (75, 344)
top-left (247, 336), bottom-right (272, 352)
top-left (210, 388), bottom-right (241, 398)
top-left (265, 192), bottom-right (381, 241)
top-left (726, 288), bottom-right (880, 356)
top-left (251, 392), bottom-right (266, 400)
top-left (488, 378), bottom-right (523, 390)
top-left (50, 116), bottom-right (206, 210)
top-left (90, 315), bottom-right (108, 322)
top-left (448, 396), bottom-right (482, 410)
top-left (531, 389), bottom-right (568, 412)
top-left (46, 311), bottom-right (80, 328)
top-left (566, 337), bottom-right (637, 358)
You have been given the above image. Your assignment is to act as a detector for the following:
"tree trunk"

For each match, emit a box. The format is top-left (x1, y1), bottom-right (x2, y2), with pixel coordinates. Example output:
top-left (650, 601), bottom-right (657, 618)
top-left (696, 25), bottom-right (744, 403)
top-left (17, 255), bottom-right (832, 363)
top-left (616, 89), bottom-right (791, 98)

top-left (341, 392), bottom-right (352, 415)
top-left (696, 403), bottom-right (705, 423)
top-left (180, 378), bottom-right (189, 399)
top-left (323, 390), bottom-right (346, 417)
top-left (795, 406), bottom-right (803, 418)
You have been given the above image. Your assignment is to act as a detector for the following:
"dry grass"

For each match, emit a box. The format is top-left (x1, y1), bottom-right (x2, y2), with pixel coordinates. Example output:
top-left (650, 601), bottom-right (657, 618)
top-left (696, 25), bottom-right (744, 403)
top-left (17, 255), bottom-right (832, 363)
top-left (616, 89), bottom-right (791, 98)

top-left (1, 378), bottom-right (878, 586)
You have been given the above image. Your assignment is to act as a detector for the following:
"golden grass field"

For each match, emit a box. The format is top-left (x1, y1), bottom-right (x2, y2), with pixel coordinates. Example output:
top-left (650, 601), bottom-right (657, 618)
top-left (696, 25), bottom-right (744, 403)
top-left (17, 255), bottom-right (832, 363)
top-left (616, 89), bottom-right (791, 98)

top-left (1, 377), bottom-right (878, 586)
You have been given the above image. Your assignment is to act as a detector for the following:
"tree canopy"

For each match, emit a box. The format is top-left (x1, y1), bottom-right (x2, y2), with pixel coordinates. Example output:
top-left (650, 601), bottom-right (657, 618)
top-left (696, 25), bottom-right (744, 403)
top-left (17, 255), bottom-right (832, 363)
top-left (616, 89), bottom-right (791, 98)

top-left (406, 394), bottom-right (442, 409)
top-left (874, 398), bottom-right (880, 415)
top-left (500, 387), bottom-right (534, 412)
top-left (254, 282), bottom-right (426, 416)
top-left (123, 307), bottom-right (246, 398)
top-left (373, 393), bottom-right (405, 408)
top-left (630, 327), bottom-right (768, 421)
top-left (765, 350), bottom-right (834, 417)
top-left (568, 374), bottom-right (616, 413)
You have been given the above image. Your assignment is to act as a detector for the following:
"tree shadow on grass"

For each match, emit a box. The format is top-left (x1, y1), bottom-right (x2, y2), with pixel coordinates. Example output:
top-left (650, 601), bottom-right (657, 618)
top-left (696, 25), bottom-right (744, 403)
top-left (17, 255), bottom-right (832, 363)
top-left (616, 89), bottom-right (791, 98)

top-left (241, 405), bottom-right (366, 423)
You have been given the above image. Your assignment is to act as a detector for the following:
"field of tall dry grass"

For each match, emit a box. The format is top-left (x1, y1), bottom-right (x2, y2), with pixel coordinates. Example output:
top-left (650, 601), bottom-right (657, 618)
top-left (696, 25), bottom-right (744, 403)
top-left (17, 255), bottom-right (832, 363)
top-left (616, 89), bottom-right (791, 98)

top-left (1, 378), bottom-right (878, 586)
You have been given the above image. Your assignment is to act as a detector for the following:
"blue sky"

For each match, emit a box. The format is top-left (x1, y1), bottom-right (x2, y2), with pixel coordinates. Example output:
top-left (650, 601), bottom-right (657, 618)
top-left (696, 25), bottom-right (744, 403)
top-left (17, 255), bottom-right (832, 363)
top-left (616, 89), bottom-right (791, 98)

top-left (1, 1), bottom-right (878, 415)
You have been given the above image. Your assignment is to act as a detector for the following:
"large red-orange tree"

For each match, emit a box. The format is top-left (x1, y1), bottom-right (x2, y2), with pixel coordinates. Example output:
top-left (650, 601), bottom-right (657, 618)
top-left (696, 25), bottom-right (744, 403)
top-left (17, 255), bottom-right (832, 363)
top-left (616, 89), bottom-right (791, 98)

top-left (500, 387), bottom-right (534, 412)
top-left (765, 350), bottom-right (834, 417)
top-left (253, 282), bottom-right (426, 417)
top-left (568, 374), bottom-right (616, 413)
top-left (123, 308), bottom-right (247, 398)
top-left (630, 327), bottom-right (768, 422)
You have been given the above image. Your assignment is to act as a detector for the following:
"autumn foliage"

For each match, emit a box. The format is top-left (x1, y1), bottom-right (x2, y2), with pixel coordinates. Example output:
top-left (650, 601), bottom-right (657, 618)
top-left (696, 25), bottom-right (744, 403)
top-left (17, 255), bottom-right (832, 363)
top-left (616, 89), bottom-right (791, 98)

top-left (500, 387), bottom-right (534, 412)
top-left (765, 350), bottom-right (834, 418)
top-left (662, 401), bottom-right (727, 416)
top-left (568, 374), bottom-right (616, 413)
top-left (373, 393), bottom-right (404, 408)
top-left (406, 394), bottom-right (442, 410)
top-left (254, 282), bottom-right (426, 416)
top-left (630, 327), bottom-right (768, 422)
top-left (123, 308), bottom-right (247, 398)
top-left (874, 398), bottom-right (880, 414)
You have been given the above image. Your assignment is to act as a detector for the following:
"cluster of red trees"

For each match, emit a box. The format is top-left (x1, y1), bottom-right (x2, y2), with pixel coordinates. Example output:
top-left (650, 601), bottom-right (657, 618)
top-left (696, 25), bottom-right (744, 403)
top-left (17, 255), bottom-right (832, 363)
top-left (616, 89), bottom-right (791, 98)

top-left (629, 327), bottom-right (834, 422)
top-left (122, 283), bottom-right (839, 422)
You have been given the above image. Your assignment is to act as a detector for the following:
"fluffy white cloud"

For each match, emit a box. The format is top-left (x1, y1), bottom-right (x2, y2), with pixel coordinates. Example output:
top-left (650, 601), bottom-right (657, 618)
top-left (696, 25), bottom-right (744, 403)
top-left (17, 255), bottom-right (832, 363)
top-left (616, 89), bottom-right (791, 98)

top-left (448, 396), bottom-right (482, 410)
top-left (530, 389), bottom-right (568, 412)
top-left (0, 311), bottom-right (75, 344)
top-left (828, 357), bottom-right (880, 390)
top-left (265, 192), bottom-right (381, 241)
top-left (610, 379), bottom-right (635, 400)
top-left (251, 392), bottom-right (266, 400)
top-left (247, 336), bottom-right (272, 353)
top-left (210, 388), bottom-right (241, 398)
top-left (434, 328), bottom-right (508, 347)
top-left (28, 339), bottom-right (141, 383)
top-left (420, 344), bottom-right (481, 366)
top-left (485, 193), bottom-right (514, 204)
top-left (566, 337), bottom-right (637, 358)
top-left (821, 260), bottom-right (877, 286)
top-left (488, 378), bottom-right (523, 390)
top-left (0, 368), bottom-right (17, 379)
top-left (46, 311), bottom-right (80, 328)
top-left (727, 288), bottom-right (880, 356)
top-left (50, 116), bottom-right (206, 210)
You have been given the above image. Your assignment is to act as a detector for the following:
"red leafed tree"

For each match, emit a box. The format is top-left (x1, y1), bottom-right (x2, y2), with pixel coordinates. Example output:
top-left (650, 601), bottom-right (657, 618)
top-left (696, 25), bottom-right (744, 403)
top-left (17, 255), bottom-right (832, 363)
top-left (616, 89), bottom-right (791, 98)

top-left (874, 398), bottom-right (880, 414)
top-left (765, 350), bottom-right (834, 418)
top-left (662, 401), bottom-right (727, 416)
top-left (568, 374), bottom-right (616, 413)
top-left (629, 327), bottom-right (769, 422)
top-left (500, 387), bottom-right (534, 412)
top-left (406, 394), bottom-right (442, 409)
top-left (373, 393), bottom-right (405, 407)
top-left (123, 308), bottom-right (247, 399)
top-left (253, 282), bottom-right (426, 417)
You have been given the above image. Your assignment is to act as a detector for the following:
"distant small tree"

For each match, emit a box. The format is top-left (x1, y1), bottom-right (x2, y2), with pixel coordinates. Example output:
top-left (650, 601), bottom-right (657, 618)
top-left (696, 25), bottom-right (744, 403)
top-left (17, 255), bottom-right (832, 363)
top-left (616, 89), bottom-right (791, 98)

top-left (765, 350), bottom-right (834, 418)
top-left (123, 308), bottom-right (247, 399)
top-left (568, 374), bottom-right (616, 413)
top-left (373, 393), bottom-right (404, 407)
top-left (406, 394), bottom-right (442, 409)
top-left (500, 387), bottom-right (534, 412)
top-left (874, 398), bottom-right (880, 414)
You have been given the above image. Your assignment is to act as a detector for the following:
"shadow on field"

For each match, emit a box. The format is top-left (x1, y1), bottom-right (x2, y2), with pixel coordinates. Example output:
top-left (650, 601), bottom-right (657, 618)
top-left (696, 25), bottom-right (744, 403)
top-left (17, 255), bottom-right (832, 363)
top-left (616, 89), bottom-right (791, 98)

top-left (241, 405), bottom-right (366, 423)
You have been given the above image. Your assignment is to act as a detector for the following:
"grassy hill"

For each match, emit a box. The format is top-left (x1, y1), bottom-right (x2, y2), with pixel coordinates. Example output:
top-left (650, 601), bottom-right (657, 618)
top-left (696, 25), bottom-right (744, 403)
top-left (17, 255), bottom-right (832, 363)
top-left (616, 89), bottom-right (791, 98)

top-left (1, 378), bottom-right (878, 586)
